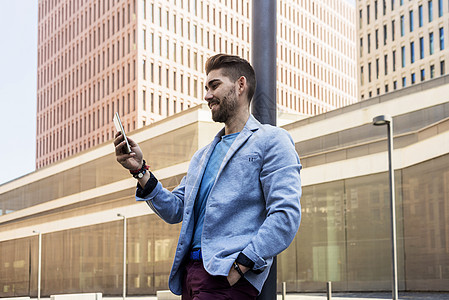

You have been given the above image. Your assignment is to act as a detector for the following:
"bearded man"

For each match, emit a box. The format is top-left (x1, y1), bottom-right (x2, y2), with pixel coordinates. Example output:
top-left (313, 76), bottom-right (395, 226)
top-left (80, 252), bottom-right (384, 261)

top-left (114, 54), bottom-right (302, 300)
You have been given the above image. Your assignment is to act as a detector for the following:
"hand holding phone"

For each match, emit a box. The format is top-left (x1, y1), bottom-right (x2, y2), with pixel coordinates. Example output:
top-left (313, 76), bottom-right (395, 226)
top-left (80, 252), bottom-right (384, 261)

top-left (113, 112), bottom-right (132, 154)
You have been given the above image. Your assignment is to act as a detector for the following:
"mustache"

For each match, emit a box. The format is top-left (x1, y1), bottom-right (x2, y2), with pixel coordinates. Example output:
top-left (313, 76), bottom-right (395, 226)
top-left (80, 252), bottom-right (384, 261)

top-left (207, 98), bottom-right (220, 107)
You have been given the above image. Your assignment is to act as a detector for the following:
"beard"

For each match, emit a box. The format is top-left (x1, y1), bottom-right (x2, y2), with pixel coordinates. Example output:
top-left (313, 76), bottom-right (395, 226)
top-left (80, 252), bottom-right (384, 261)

top-left (210, 87), bottom-right (238, 123)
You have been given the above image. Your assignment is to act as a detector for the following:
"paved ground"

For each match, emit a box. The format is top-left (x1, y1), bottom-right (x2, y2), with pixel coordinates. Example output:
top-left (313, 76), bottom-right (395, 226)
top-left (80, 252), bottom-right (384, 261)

top-left (276, 292), bottom-right (449, 299)
top-left (22, 292), bottom-right (449, 300)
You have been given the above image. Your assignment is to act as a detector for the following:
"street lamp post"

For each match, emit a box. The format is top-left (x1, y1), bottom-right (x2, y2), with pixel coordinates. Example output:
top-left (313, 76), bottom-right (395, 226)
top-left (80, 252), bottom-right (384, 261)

top-left (117, 213), bottom-right (127, 300)
top-left (373, 115), bottom-right (398, 300)
top-left (32, 230), bottom-right (42, 300)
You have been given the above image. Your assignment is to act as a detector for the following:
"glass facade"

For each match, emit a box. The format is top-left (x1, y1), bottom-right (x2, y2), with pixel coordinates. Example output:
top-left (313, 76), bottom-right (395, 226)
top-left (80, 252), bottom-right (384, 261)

top-left (0, 123), bottom-right (198, 216)
top-left (0, 215), bottom-right (181, 297)
top-left (2, 153), bottom-right (448, 297)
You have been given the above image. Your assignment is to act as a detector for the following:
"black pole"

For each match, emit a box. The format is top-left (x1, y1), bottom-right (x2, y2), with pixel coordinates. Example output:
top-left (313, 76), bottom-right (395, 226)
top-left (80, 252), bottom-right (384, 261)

top-left (251, 0), bottom-right (277, 127)
top-left (251, 0), bottom-right (277, 299)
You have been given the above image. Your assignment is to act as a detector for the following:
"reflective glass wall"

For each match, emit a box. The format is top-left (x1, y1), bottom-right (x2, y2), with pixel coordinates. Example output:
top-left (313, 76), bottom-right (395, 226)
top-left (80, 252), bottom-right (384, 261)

top-left (278, 154), bottom-right (449, 292)
top-left (1, 154), bottom-right (448, 297)
top-left (0, 215), bottom-right (181, 298)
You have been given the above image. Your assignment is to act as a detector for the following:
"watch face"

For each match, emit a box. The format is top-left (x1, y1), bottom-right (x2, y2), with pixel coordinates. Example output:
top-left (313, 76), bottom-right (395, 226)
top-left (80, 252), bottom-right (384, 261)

top-left (138, 172), bottom-right (144, 179)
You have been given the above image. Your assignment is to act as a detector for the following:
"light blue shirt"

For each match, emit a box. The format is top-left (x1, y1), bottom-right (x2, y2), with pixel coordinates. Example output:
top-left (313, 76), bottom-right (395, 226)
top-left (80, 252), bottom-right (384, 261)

top-left (192, 132), bottom-right (239, 249)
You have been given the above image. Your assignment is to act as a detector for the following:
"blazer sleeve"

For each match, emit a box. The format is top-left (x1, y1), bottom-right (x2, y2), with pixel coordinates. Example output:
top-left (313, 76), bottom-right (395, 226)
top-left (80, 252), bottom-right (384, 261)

top-left (241, 128), bottom-right (302, 271)
top-left (136, 175), bottom-right (186, 224)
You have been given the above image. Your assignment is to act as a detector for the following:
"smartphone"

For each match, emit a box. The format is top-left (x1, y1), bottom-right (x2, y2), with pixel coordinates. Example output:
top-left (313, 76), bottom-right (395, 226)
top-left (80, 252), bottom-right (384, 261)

top-left (113, 112), bottom-right (132, 154)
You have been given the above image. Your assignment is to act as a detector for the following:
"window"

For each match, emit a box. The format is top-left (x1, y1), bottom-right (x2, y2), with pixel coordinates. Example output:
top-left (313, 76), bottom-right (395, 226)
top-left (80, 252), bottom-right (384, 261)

top-left (376, 58), bottom-right (379, 78)
top-left (410, 41), bottom-right (415, 63)
top-left (392, 50), bottom-right (396, 71)
top-left (409, 10), bottom-right (414, 32)
top-left (400, 15), bottom-right (405, 36)
top-left (391, 0), bottom-right (395, 10)
top-left (411, 73), bottom-right (416, 84)
top-left (375, 0), bottom-right (378, 19)
top-left (367, 5), bottom-right (370, 24)
top-left (438, 0), bottom-right (443, 17)
top-left (402, 76), bottom-right (406, 87)
top-left (392, 20), bottom-right (395, 41)
top-left (359, 9), bottom-right (363, 28)
top-left (384, 25), bottom-right (387, 45)
top-left (419, 5), bottom-right (423, 27)
top-left (439, 27), bottom-right (444, 50)
top-left (158, 95), bottom-right (162, 115)
top-left (393, 80), bottom-right (397, 89)
top-left (400, 0), bottom-right (403, 6)
top-left (361, 66), bottom-right (364, 85)
top-left (368, 33), bottom-right (371, 53)
top-left (360, 38), bottom-right (363, 57)
top-left (401, 46), bottom-right (406, 67)
top-left (430, 64), bottom-right (435, 78)
top-left (419, 37), bottom-right (424, 59)
top-left (420, 69), bottom-right (425, 81)
top-left (440, 60), bottom-right (445, 75)
top-left (384, 54), bottom-right (388, 75)
top-left (428, 0), bottom-right (433, 22)
top-left (430, 32), bottom-right (434, 54)
top-left (368, 62), bottom-right (372, 82)
top-left (375, 29), bottom-right (379, 49)
top-left (385, 84), bottom-right (389, 93)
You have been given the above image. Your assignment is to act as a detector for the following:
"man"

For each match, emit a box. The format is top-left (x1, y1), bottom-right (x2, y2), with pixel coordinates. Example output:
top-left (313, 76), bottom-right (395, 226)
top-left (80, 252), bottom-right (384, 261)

top-left (114, 54), bottom-right (302, 299)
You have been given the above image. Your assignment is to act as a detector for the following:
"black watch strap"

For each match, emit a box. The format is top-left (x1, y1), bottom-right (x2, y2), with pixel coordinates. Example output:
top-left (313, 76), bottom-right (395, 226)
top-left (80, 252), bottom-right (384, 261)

top-left (233, 261), bottom-right (245, 278)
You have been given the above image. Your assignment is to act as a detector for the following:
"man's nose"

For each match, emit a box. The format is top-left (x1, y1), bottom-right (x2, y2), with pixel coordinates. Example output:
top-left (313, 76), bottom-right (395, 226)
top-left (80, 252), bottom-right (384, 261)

top-left (204, 91), bottom-right (213, 101)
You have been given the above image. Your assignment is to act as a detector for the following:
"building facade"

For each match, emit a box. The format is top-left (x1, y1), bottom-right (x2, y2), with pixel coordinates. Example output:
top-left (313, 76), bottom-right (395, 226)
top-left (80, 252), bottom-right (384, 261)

top-left (1, 76), bottom-right (449, 297)
top-left (36, 0), bottom-right (357, 169)
top-left (357, 0), bottom-right (449, 100)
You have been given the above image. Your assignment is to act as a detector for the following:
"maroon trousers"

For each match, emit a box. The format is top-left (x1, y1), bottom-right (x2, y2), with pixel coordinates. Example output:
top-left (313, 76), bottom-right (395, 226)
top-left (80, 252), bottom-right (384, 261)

top-left (181, 260), bottom-right (258, 300)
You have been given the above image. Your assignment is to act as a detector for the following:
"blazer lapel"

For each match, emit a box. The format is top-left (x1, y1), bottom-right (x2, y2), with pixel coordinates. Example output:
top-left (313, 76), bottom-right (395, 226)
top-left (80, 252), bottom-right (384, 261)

top-left (215, 115), bottom-right (260, 179)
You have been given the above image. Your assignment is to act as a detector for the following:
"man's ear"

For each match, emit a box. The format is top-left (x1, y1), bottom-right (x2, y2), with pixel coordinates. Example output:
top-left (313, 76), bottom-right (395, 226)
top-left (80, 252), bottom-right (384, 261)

top-left (237, 76), bottom-right (247, 95)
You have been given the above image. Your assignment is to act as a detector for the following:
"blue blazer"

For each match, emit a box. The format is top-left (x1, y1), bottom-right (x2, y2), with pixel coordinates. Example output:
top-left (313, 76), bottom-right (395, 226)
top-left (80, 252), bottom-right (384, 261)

top-left (137, 115), bottom-right (302, 295)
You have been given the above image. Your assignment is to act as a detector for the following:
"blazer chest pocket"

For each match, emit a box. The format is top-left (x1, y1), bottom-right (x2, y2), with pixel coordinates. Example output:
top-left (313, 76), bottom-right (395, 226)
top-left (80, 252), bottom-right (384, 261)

top-left (228, 153), bottom-right (262, 175)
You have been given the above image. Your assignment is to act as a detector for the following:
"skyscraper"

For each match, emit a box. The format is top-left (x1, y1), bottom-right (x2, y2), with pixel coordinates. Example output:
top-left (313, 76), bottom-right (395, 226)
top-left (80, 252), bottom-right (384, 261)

top-left (36, 0), bottom-right (357, 168)
top-left (357, 0), bottom-right (448, 100)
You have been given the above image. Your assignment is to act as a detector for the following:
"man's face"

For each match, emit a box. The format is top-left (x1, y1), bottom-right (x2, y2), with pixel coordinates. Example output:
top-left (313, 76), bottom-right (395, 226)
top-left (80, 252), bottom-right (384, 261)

top-left (204, 69), bottom-right (238, 123)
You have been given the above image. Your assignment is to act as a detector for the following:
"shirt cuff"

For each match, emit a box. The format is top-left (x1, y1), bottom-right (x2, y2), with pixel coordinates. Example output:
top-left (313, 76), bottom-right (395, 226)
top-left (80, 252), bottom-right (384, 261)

top-left (136, 172), bottom-right (158, 198)
top-left (236, 252), bottom-right (255, 269)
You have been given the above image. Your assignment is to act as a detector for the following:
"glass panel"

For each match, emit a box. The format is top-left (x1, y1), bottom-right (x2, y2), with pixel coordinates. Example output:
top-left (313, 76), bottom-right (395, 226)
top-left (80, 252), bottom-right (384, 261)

top-left (402, 154), bottom-right (449, 290)
top-left (345, 172), bottom-right (404, 291)
top-left (295, 180), bottom-right (347, 291)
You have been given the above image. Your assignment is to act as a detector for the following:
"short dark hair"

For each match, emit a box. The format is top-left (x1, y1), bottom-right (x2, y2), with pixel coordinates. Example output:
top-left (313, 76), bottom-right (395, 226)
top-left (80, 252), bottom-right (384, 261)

top-left (205, 54), bottom-right (257, 102)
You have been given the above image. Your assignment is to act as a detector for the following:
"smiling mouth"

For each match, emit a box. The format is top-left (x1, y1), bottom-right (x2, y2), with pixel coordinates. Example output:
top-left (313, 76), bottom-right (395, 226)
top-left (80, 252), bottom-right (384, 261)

top-left (208, 100), bottom-right (219, 109)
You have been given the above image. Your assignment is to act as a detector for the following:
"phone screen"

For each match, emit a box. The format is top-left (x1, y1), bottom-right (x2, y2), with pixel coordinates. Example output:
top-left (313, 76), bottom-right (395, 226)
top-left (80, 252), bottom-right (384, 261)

top-left (113, 112), bottom-right (132, 154)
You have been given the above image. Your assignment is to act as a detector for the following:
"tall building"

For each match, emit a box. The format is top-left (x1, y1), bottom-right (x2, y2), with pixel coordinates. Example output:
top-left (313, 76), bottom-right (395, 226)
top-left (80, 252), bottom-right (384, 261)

top-left (36, 0), bottom-right (357, 169)
top-left (357, 0), bottom-right (449, 100)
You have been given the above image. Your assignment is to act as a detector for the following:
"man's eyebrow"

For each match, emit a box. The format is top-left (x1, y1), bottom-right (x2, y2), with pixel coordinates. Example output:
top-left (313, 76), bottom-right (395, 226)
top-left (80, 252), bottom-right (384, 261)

top-left (205, 79), bottom-right (221, 90)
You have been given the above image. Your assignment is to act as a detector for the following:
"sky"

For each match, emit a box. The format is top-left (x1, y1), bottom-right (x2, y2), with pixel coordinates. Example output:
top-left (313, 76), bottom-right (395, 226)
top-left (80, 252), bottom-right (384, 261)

top-left (0, 1), bottom-right (38, 185)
